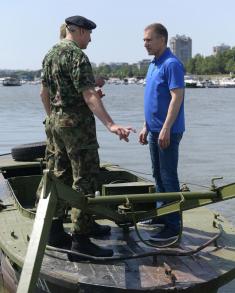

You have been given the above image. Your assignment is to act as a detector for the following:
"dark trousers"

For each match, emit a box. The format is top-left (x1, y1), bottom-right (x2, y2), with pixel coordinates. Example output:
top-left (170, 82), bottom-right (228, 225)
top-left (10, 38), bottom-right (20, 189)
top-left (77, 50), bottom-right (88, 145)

top-left (149, 131), bottom-right (183, 232)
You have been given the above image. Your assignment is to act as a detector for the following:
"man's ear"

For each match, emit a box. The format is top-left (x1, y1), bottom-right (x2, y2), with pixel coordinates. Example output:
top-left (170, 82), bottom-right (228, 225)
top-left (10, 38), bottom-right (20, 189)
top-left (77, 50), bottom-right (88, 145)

top-left (79, 27), bottom-right (85, 35)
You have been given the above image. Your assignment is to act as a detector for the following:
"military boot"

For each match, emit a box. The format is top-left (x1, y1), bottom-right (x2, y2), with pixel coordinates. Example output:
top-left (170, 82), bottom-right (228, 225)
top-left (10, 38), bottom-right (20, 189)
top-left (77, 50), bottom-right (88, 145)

top-left (48, 219), bottom-right (72, 249)
top-left (68, 234), bottom-right (113, 261)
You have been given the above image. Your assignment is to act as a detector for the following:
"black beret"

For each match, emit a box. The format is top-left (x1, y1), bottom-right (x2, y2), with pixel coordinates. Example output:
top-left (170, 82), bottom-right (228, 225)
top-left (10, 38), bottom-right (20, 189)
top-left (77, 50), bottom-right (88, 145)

top-left (65, 15), bottom-right (96, 30)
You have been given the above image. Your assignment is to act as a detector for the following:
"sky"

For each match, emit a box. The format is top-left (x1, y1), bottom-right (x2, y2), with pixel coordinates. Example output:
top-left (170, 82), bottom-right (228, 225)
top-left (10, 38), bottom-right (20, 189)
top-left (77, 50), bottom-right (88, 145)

top-left (0, 0), bottom-right (234, 70)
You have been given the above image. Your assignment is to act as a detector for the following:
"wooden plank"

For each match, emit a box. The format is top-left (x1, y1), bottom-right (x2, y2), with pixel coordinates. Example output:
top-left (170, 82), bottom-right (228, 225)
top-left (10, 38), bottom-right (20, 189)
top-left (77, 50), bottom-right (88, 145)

top-left (16, 181), bottom-right (56, 293)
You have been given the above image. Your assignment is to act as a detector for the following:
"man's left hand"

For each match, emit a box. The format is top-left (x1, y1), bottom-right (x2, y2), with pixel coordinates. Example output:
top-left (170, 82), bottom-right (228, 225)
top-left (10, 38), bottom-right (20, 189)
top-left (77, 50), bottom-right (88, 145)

top-left (158, 128), bottom-right (170, 149)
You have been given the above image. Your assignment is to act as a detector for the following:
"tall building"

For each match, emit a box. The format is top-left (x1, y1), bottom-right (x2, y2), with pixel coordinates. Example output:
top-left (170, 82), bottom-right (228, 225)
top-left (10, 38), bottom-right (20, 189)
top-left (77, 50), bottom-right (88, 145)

top-left (213, 44), bottom-right (231, 55)
top-left (170, 35), bottom-right (192, 65)
top-left (137, 59), bottom-right (151, 70)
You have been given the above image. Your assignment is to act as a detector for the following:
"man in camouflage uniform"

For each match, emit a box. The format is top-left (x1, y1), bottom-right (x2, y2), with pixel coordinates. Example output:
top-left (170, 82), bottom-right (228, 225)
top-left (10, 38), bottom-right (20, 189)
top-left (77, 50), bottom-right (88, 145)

top-left (36, 23), bottom-right (69, 201)
top-left (43, 23), bottom-right (68, 169)
top-left (38, 23), bottom-right (105, 200)
top-left (41, 15), bottom-right (134, 258)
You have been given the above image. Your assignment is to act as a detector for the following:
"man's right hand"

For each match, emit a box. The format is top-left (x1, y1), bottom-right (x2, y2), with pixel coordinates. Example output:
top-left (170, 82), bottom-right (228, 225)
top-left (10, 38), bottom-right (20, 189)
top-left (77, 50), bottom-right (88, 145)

top-left (138, 126), bottom-right (148, 145)
top-left (109, 124), bottom-right (136, 142)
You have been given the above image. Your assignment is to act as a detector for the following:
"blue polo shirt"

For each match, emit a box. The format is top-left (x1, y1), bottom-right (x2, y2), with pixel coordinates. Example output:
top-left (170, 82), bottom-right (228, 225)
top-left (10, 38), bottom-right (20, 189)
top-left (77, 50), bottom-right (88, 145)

top-left (144, 48), bottom-right (185, 133)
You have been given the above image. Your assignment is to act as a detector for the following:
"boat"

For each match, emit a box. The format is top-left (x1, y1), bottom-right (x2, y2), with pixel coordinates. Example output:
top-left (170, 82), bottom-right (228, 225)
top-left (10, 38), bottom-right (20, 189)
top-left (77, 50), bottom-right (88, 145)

top-left (184, 75), bottom-right (205, 88)
top-left (2, 77), bottom-right (21, 86)
top-left (204, 79), bottom-right (220, 88)
top-left (219, 78), bottom-right (235, 88)
top-left (185, 79), bottom-right (198, 88)
top-left (1, 146), bottom-right (235, 293)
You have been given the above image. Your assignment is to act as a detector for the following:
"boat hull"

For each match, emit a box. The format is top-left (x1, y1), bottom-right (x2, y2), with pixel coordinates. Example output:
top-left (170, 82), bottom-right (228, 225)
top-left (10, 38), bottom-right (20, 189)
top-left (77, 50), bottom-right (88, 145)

top-left (1, 155), bottom-right (235, 292)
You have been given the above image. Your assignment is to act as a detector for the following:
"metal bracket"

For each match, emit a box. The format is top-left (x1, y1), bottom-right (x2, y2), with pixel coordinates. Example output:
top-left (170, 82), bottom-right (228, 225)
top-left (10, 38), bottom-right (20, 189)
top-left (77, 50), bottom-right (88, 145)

top-left (211, 177), bottom-right (223, 191)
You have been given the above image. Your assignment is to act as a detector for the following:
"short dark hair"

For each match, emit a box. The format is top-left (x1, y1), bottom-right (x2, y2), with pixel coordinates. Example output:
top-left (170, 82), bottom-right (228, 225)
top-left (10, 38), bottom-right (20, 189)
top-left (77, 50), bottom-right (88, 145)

top-left (145, 23), bottom-right (168, 44)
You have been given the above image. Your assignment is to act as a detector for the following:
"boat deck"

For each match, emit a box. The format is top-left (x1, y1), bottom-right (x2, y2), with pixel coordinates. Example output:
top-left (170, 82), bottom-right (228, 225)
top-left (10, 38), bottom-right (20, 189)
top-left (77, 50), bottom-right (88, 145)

top-left (44, 211), bottom-right (235, 292)
top-left (1, 156), bottom-right (235, 292)
top-left (1, 193), bottom-right (235, 292)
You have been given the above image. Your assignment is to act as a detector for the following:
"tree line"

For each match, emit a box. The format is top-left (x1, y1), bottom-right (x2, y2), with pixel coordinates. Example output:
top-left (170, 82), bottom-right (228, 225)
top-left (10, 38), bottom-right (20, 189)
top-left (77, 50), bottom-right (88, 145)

top-left (185, 47), bottom-right (235, 75)
top-left (1, 47), bottom-right (235, 80)
top-left (94, 48), bottom-right (235, 77)
top-left (93, 64), bottom-right (148, 79)
top-left (0, 69), bottom-right (41, 81)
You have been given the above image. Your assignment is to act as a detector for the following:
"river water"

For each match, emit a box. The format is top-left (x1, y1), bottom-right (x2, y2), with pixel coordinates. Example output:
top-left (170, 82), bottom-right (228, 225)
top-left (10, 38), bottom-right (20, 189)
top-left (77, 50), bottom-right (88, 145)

top-left (0, 84), bottom-right (235, 292)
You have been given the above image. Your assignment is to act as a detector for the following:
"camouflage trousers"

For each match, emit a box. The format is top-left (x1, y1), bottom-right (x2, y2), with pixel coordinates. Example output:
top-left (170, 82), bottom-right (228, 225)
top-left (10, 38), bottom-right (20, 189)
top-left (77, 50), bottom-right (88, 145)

top-left (51, 110), bottom-right (100, 234)
top-left (44, 115), bottom-right (55, 170)
top-left (36, 116), bottom-right (55, 199)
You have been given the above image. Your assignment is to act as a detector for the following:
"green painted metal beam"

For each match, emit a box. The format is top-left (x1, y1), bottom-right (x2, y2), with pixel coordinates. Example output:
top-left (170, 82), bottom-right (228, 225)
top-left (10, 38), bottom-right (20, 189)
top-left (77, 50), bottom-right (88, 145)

top-left (87, 191), bottom-right (217, 205)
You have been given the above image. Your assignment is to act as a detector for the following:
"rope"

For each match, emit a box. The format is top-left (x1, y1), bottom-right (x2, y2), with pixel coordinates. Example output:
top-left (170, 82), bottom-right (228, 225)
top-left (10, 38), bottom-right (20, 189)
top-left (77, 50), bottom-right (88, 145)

top-left (131, 192), bottom-right (185, 249)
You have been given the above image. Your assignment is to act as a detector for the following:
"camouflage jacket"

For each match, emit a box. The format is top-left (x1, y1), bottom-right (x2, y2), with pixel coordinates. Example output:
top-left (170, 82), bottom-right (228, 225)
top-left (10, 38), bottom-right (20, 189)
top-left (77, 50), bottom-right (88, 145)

top-left (41, 39), bottom-right (95, 109)
top-left (42, 39), bottom-right (98, 149)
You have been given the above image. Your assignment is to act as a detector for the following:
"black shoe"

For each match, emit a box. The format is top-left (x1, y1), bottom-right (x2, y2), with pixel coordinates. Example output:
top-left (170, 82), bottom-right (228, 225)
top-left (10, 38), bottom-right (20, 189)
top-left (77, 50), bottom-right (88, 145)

top-left (48, 219), bottom-right (72, 249)
top-left (89, 221), bottom-right (111, 237)
top-left (68, 234), bottom-right (113, 261)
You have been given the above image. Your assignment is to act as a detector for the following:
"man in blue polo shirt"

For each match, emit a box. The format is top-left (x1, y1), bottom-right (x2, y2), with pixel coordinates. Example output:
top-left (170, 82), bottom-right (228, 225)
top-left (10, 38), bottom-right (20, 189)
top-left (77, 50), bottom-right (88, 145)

top-left (139, 23), bottom-right (185, 241)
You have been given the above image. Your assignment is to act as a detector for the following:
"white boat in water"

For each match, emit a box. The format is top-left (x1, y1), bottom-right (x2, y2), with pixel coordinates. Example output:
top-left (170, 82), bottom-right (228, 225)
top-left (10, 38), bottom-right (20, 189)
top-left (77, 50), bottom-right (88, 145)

top-left (184, 75), bottom-right (204, 88)
top-left (219, 78), bottom-right (235, 88)
top-left (2, 77), bottom-right (21, 86)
